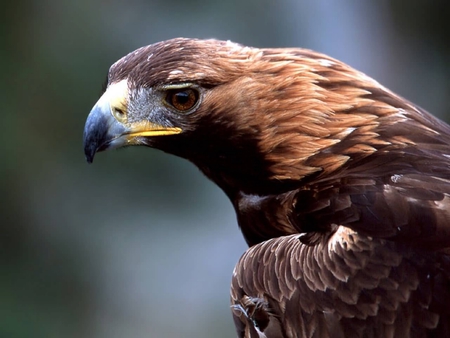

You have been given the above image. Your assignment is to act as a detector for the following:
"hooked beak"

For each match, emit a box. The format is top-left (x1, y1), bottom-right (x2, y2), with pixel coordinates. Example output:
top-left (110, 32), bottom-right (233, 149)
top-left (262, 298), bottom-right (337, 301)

top-left (83, 80), bottom-right (181, 163)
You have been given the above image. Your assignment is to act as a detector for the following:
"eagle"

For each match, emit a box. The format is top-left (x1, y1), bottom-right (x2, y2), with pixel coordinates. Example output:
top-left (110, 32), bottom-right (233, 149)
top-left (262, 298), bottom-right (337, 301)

top-left (83, 38), bottom-right (450, 337)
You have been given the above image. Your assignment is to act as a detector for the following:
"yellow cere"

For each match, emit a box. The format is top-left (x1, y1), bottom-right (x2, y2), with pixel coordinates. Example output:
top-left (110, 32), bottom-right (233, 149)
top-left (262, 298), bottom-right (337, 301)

top-left (102, 80), bottom-right (129, 122)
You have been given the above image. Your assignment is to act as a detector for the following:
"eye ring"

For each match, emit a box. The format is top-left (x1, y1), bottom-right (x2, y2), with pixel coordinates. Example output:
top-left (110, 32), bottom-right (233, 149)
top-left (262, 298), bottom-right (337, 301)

top-left (164, 87), bottom-right (199, 112)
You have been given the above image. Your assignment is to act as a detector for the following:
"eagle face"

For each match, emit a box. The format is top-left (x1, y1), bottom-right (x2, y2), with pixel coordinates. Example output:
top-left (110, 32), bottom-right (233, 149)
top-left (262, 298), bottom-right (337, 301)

top-left (84, 38), bottom-right (450, 337)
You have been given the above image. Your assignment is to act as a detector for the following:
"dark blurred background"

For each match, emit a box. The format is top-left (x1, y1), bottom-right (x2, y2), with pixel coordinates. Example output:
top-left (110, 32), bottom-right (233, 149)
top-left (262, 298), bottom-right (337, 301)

top-left (2, 1), bottom-right (450, 337)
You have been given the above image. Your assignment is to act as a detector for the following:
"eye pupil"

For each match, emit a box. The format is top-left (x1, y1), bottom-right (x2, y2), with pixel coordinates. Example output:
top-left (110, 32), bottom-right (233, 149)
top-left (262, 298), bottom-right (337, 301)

top-left (175, 91), bottom-right (190, 105)
top-left (166, 88), bottom-right (199, 112)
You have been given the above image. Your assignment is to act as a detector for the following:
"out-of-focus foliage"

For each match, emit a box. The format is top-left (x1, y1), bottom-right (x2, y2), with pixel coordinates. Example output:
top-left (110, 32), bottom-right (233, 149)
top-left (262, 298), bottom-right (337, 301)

top-left (2, 1), bottom-right (450, 337)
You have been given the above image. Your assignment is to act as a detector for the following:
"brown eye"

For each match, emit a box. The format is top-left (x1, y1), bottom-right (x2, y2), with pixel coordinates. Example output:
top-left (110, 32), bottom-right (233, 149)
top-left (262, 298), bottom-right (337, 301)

top-left (165, 88), bottom-right (199, 112)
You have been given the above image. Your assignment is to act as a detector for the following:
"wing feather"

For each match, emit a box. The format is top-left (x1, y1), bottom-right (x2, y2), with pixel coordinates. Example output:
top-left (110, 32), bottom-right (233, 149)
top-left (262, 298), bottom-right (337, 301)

top-left (231, 233), bottom-right (450, 337)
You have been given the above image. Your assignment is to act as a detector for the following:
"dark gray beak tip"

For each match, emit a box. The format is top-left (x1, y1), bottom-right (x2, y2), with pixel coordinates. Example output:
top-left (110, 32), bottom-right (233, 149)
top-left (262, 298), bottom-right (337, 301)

top-left (84, 150), bottom-right (95, 164)
top-left (83, 127), bottom-right (96, 163)
top-left (83, 105), bottom-right (110, 164)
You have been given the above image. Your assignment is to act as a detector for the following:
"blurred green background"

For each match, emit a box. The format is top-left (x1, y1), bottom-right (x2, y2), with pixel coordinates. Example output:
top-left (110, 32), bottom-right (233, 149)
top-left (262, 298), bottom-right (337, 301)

top-left (3, 1), bottom-right (450, 337)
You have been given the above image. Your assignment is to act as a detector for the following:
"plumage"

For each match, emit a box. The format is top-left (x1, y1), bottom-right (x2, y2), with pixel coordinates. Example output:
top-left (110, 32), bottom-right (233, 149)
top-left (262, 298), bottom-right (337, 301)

top-left (83, 38), bottom-right (450, 337)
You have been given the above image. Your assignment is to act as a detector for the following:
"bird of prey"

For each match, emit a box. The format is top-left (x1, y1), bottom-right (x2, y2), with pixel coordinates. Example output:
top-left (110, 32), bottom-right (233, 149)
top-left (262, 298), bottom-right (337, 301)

top-left (83, 38), bottom-right (450, 337)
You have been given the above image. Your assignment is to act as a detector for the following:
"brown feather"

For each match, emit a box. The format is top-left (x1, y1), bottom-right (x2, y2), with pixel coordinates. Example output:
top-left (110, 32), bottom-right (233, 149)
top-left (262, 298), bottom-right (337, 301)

top-left (86, 38), bottom-right (450, 337)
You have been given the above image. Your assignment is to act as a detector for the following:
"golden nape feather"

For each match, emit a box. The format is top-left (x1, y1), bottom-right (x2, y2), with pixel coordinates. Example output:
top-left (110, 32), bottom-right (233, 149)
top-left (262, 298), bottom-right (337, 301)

top-left (83, 38), bottom-right (450, 337)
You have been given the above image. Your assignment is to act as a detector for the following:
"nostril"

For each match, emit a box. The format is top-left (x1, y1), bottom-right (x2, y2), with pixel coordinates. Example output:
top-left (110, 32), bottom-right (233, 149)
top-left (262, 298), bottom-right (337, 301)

top-left (112, 106), bottom-right (126, 122)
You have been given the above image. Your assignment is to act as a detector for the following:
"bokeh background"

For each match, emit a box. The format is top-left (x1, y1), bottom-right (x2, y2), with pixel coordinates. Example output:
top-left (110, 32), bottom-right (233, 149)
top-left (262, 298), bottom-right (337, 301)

top-left (3, 1), bottom-right (450, 337)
